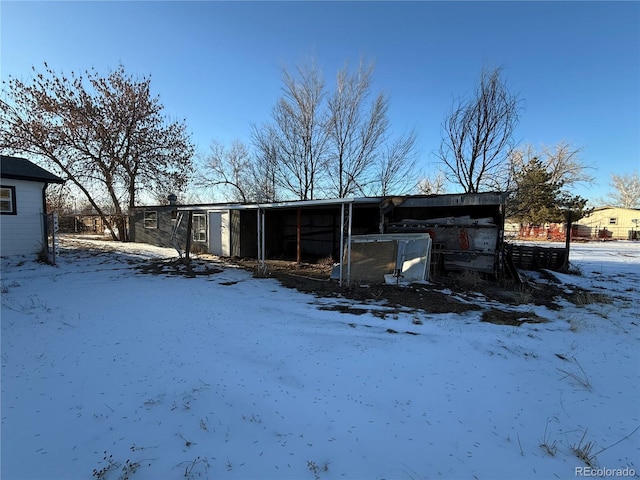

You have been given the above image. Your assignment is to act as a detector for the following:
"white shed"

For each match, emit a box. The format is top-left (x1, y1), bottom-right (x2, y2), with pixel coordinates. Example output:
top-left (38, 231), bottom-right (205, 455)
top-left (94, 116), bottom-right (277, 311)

top-left (1, 155), bottom-right (64, 257)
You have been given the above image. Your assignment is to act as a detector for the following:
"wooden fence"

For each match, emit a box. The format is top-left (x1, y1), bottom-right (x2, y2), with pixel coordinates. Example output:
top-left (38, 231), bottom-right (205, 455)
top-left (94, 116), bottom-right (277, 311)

top-left (504, 243), bottom-right (568, 272)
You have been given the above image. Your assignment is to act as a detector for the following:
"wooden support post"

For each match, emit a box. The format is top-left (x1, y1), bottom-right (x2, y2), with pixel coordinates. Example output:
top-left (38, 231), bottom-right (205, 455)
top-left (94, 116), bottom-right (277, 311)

top-left (563, 210), bottom-right (572, 271)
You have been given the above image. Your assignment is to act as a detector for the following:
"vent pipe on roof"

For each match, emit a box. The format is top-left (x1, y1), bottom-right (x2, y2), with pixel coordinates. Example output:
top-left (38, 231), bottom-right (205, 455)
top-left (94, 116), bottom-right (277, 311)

top-left (168, 194), bottom-right (178, 205)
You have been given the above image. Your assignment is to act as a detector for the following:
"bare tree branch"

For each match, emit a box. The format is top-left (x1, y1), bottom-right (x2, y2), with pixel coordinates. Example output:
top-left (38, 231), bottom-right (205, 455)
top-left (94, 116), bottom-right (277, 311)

top-left (374, 130), bottom-right (419, 196)
top-left (326, 58), bottom-right (390, 197)
top-left (605, 171), bottom-right (640, 208)
top-left (197, 140), bottom-right (253, 203)
top-left (418, 170), bottom-right (448, 195)
top-left (438, 67), bottom-right (521, 193)
top-left (0, 63), bottom-right (194, 240)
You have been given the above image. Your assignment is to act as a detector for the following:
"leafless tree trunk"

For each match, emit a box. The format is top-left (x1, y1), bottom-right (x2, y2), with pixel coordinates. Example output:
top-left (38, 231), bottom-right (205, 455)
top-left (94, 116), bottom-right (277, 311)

top-left (606, 171), bottom-right (640, 208)
top-left (326, 58), bottom-right (389, 197)
top-left (438, 67), bottom-right (520, 193)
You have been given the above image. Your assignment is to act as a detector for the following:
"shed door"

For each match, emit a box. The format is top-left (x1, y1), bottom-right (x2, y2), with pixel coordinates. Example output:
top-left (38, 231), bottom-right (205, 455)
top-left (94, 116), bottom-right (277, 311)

top-left (209, 211), bottom-right (230, 256)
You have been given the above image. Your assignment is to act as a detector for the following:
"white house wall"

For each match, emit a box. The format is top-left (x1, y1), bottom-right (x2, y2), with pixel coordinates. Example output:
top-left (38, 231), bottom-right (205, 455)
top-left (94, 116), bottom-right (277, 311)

top-left (0, 178), bottom-right (46, 256)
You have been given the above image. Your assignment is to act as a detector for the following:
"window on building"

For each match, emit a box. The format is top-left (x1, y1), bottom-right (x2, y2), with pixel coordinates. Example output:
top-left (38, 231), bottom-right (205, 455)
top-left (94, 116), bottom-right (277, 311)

top-left (609, 217), bottom-right (618, 225)
top-left (193, 214), bottom-right (207, 242)
top-left (0, 186), bottom-right (16, 215)
top-left (144, 211), bottom-right (158, 229)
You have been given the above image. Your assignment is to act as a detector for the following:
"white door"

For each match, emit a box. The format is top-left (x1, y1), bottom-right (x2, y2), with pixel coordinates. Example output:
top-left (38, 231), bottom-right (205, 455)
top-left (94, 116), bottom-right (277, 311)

top-left (208, 211), bottom-right (230, 256)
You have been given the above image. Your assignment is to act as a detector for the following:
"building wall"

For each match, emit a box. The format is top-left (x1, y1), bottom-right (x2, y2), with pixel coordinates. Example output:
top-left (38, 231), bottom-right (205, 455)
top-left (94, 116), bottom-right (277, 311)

top-left (130, 206), bottom-right (178, 247)
top-left (576, 207), bottom-right (640, 239)
top-left (0, 178), bottom-right (46, 256)
top-left (130, 207), bottom-right (208, 252)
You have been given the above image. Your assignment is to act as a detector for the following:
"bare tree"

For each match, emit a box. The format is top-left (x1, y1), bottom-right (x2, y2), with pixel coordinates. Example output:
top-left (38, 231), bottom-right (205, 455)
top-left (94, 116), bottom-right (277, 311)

top-left (605, 171), bottom-right (640, 208)
top-left (198, 140), bottom-right (253, 202)
top-left (373, 130), bottom-right (419, 196)
top-left (254, 55), bottom-right (422, 200)
top-left (260, 59), bottom-right (328, 200)
top-left (543, 142), bottom-right (593, 186)
top-left (417, 171), bottom-right (448, 195)
top-left (438, 67), bottom-right (521, 193)
top-left (248, 129), bottom-right (279, 202)
top-left (0, 63), bottom-right (194, 240)
top-left (326, 59), bottom-right (389, 197)
top-left (509, 142), bottom-right (593, 190)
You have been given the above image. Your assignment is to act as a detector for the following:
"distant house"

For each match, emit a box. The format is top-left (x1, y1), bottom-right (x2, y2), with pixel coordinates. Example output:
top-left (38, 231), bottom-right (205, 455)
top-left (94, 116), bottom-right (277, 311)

top-left (1, 155), bottom-right (64, 257)
top-left (575, 206), bottom-right (640, 240)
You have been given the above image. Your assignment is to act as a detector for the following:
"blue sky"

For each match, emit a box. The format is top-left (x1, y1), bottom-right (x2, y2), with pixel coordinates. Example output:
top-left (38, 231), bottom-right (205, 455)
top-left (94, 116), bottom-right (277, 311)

top-left (1, 1), bottom-right (638, 203)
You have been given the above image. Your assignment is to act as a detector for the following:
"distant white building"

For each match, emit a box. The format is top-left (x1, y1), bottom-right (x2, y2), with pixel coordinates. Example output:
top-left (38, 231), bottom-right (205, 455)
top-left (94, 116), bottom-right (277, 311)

top-left (1, 155), bottom-right (64, 257)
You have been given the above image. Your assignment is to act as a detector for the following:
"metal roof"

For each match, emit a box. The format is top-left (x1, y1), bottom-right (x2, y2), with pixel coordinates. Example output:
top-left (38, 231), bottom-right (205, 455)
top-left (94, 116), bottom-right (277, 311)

top-left (176, 196), bottom-right (384, 212)
top-left (174, 192), bottom-right (508, 212)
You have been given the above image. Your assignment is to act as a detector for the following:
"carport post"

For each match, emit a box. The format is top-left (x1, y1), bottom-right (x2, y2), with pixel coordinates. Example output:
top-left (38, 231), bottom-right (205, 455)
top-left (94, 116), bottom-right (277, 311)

top-left (257, 207), bottom-right (265, 268)
top-left (257, 208), bottom-right (261, 263)
top-left (184, 210), bottom-right (193, 263)
top-left (261, 209), bottom-right (265, 265)
top-left (339, 203), bottom-right (345, 286)
top-left (296, 208), bottom-right (302, 264)
top-left (347, 202), bottom-right (353, 284)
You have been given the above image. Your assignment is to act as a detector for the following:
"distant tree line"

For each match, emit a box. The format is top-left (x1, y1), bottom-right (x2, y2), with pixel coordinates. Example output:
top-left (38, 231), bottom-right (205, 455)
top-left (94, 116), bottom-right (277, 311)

top-left (1, 60), bottom-right (635, 241)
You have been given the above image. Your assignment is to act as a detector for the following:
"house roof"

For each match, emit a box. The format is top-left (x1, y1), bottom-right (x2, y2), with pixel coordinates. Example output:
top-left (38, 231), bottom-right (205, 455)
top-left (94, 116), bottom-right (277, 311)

top-left (0, 155), bottom-right (64, 184)
top-left (591, 205), bottom-right (640, 213)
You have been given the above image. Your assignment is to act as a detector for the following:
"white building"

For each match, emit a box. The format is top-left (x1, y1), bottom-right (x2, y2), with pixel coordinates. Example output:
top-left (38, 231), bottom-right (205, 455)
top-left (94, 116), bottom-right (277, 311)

top-left (1, 155), bottom-right (64, 257)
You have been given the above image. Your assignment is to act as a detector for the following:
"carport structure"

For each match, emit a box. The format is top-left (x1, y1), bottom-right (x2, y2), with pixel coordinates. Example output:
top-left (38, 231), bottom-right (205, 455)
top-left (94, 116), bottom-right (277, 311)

top-left (172, 193), bottom-right (508, 285)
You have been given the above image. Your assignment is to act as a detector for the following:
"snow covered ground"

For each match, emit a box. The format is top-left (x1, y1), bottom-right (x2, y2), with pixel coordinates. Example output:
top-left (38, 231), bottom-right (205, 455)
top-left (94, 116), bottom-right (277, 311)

top-left (1, 236), bottom-right (639, 480)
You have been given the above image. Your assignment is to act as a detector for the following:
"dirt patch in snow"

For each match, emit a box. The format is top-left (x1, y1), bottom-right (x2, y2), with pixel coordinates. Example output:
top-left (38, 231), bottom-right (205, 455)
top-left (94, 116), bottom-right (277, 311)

top-left (229, 258), bottom-right (599, 316)
top-left (481, 308), bottom-right (549, 326)
top-left (136, 258), bottom-right (223, 278)
top-left (133, 254), bottom-right (615, 318)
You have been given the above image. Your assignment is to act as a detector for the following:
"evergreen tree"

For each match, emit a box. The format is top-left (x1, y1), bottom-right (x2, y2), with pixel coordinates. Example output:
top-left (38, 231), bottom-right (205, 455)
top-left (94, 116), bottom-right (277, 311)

top-left (509, 158), bottom-right (562, 225)
top-left (509, 157), bottom-right (591, 226)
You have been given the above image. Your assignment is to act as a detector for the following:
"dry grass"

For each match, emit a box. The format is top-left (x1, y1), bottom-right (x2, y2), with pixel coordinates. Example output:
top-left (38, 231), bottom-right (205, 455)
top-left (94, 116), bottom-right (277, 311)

top-left (568, 316), bottom-right (588, 333)
top-left (253, 262), bottom-right (271, 278)
top-left (558, 357), bottom-right (592, 391)
top-left (457, 270), bottom-right (484, 289)
top-left (539, 419), bottom-right (558, 457)
top-left (570, 291), bottom-right (613, 306)
top-left (571, 430), bottom-right (598, 468)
